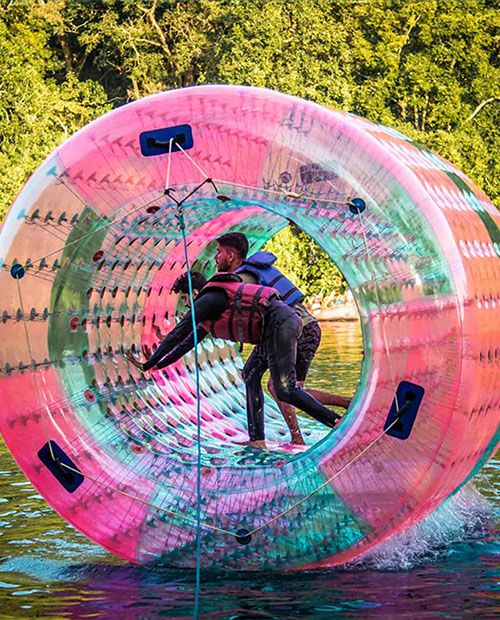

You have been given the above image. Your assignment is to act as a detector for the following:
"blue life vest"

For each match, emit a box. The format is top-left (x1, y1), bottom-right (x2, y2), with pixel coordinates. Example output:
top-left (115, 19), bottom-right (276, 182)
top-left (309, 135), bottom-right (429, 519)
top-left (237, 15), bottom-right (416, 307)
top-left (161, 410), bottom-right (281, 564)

top-left (236, 251), bottom-right (304, 306)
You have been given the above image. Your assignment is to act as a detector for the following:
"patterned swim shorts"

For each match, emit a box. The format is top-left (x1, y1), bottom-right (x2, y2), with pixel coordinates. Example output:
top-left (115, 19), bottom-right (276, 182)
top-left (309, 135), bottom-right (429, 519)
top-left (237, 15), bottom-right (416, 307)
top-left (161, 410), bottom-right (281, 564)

top-left (295, 320), bottom-right (321, 381)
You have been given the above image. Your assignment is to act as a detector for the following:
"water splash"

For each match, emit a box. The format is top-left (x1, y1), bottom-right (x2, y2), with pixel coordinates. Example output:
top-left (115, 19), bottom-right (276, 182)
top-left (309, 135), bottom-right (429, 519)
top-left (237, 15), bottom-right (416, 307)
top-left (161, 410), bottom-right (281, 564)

top-left (355, 483), bottom-right (496, 571)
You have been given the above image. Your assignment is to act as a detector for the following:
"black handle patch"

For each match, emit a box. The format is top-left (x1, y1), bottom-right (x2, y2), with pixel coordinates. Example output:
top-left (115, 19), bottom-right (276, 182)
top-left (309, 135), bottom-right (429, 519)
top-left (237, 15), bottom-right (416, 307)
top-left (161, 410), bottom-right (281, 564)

top-left (38, 440), bottom-right (84, 493)
top-left (384, 381), bottom-right (425, 440)
top-left (139, 124), bottom-right (193, 157)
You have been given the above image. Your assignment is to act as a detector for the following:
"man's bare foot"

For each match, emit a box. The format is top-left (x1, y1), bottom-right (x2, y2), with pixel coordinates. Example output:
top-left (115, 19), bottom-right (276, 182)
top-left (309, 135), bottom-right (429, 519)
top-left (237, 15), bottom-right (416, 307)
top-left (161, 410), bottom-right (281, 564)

top-left (290, 436), bottom-right (306, 446)
top-left (234, 439), bottom-right (268, 449)
top-left (281, 441), bottom-right (308, 451)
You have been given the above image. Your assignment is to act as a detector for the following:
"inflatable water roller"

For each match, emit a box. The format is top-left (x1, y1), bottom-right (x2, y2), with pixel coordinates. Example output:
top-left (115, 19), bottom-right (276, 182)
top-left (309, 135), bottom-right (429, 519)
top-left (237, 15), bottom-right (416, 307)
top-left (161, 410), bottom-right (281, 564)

top-left (0, 86), bottom-right (498, 570)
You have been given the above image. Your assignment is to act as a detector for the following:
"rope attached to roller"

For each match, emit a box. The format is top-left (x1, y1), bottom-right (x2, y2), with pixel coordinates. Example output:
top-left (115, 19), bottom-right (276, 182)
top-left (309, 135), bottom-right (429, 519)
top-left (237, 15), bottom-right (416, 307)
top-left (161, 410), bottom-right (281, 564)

top-left (351, 200), bottom-right (402, 416)
top-left (171, 169), bottom-right (204, 620)
top-left (162, 136), bottom-right (206, 618)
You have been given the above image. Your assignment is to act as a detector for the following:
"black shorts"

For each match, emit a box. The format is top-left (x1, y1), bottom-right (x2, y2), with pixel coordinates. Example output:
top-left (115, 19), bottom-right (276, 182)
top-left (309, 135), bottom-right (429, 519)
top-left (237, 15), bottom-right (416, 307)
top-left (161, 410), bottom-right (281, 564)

top-left (243, 318), bottom-right (321, 384)
top-left (295, 320), bottom-right (321, 381)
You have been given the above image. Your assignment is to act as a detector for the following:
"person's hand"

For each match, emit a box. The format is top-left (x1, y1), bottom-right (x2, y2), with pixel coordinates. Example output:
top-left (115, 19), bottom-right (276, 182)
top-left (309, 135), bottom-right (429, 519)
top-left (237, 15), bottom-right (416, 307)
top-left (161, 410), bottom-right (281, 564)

top-left (125, 350), bottom-right (146, 371)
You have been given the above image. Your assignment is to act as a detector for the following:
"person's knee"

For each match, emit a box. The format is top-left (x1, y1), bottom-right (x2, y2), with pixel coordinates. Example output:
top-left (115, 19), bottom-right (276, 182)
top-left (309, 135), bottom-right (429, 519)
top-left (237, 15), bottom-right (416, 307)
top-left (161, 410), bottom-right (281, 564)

top-left (242, 361), bottom-right (259, 383)
top-left (274, 380), bottom-right (296, 404)
top-left (242, 365), bottom-right (251, 382)
top-left (267, 377), bottom-right (276, 397)
top-left (242, 359), bottom-right (266, 384)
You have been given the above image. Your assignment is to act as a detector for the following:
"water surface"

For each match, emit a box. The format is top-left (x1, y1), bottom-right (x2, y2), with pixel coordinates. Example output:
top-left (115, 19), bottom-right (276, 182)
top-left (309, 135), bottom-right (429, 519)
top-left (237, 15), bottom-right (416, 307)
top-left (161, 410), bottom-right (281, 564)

top-left (0, 321), bottom-right (497, 619)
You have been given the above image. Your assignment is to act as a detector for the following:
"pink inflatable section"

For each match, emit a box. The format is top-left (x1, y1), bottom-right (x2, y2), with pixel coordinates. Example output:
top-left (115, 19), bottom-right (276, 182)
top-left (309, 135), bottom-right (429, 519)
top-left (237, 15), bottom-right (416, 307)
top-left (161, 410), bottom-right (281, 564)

top-left (0, 86), bottom-right (497, 570)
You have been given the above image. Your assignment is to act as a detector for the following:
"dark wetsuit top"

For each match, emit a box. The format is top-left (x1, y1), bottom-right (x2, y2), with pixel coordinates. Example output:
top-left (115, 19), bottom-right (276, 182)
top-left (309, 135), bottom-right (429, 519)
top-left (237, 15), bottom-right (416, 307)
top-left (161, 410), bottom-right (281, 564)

top-left (143, 289), bottom-right (228, 371)
top-left (143, 290), bottom-right (340, 439)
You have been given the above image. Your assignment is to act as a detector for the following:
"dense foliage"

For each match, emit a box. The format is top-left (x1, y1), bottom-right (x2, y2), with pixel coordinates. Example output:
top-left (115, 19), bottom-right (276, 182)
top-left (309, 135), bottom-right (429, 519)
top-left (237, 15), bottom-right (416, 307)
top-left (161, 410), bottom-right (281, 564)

top-left (0, 0), bottom-right (498, 297)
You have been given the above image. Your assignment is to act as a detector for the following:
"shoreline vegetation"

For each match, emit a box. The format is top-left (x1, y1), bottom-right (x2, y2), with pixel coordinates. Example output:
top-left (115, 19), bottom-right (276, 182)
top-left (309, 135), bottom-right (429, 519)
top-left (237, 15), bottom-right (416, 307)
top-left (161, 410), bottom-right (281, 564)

top-left (305, 291), bottom-right (360, 322)
top-left (0, 1), bottom-right (497, 303)
top-left (307, 305), bottom-right (359, 322)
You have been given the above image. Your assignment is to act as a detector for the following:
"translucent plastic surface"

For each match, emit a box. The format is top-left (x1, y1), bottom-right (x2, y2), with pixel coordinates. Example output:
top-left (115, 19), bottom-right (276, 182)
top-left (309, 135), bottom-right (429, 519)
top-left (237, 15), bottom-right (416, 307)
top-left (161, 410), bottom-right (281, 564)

top-left (0, 86), bottom-right (498, 569)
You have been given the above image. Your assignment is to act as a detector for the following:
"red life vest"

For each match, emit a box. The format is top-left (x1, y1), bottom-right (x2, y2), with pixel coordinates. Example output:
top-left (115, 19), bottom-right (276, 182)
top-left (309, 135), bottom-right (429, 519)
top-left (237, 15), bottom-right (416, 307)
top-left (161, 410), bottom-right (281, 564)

top-left (199, 274), bottom-right (278, 344)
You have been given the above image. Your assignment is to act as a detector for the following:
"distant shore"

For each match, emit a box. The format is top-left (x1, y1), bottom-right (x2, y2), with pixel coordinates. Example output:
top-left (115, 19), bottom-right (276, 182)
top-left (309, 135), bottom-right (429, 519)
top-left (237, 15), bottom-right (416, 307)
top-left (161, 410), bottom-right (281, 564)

top-left (305, 302), bottom-right (359, 322)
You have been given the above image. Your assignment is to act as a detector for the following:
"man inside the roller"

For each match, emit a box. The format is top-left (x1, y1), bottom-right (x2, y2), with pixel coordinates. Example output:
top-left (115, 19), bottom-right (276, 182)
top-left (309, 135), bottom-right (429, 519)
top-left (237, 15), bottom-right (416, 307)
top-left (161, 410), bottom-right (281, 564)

top-left (126, 268), bottom-right (342, 448)
top-left (149, 272), bottom-right (207, 344)
top-left (171, 271), bottom-right (207, 309)
top-left (214, 232), bottom-right (350, 446)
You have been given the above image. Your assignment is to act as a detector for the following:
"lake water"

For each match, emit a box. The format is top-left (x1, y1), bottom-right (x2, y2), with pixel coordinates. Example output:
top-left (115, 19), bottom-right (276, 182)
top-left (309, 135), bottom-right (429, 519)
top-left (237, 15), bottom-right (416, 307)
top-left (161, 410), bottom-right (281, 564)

top-left (0, 322), bottom-right (498, 619)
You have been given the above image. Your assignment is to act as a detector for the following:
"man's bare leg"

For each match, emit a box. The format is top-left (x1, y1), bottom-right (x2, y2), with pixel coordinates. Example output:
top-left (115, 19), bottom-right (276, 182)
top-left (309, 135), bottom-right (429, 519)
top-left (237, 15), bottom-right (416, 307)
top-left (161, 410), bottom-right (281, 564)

top-left (306, 388), bottom-right (351, 410)
top-left (267, 378), bottom-right (306, 445)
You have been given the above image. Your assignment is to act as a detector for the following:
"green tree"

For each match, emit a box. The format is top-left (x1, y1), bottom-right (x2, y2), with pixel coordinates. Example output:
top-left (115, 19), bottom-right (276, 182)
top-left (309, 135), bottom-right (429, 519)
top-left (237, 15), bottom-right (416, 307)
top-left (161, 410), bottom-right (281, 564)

top-left (0, 1), bottom-right (110, 218)
top-left (344, 0), bottom-right (499, 202)
top-left (0, 0), bottom-right (497, 297)
top-left (264, 225), bottom-right (346, 301)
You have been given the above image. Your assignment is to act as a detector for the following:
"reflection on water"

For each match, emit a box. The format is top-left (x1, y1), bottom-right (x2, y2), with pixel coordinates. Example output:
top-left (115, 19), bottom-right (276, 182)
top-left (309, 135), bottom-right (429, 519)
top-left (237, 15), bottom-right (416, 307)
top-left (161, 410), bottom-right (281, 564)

top-left (306, 320), bottom-right (364, 398)
top-left (0, 322), bottom-right (498, 619)
top-left (1, 547), bottom-right (499, 619)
